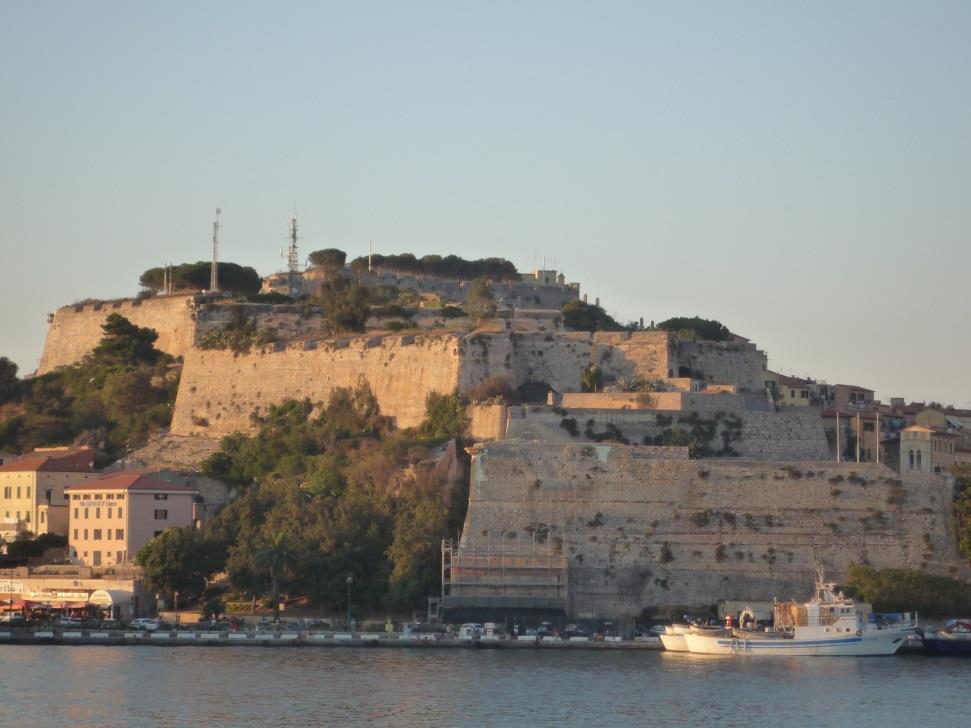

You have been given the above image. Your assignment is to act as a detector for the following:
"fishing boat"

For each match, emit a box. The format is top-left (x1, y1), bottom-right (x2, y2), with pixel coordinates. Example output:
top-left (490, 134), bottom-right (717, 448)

top-left (682, 576), bottom-right (916, 656)
top-left (922, 620), bottom-right (971, 656)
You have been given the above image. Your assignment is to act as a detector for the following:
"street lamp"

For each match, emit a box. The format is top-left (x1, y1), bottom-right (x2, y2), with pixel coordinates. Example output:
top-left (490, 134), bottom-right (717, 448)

top-left (174, 590), bottom-right (180, 624)
top-left (346, 574), bottom-right (353, 629)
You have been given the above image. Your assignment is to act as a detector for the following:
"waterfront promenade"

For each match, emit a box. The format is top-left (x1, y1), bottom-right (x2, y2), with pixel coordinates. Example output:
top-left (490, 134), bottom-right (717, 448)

top-left (0, 627), bottom-right (661, 649)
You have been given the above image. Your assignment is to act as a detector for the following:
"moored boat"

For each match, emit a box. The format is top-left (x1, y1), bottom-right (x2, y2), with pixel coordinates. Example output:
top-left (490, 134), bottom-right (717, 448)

top-left (922, 620), bottom-right (971, 656)
top-left (683, 577), bottom-right (916, 656)
top-left (658, 624), bottom-right (691, 652)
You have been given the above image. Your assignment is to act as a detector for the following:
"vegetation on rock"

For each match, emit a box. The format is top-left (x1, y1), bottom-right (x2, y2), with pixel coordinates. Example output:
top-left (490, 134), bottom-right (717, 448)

top-left (308, 248), bottom-right (347, 270)
top-left (0, 315), bottom-right (177, 460)
top-left (658, 316), bottom-right (732, 341)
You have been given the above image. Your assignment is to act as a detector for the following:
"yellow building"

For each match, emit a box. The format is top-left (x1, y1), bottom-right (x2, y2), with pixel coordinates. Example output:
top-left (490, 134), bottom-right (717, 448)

top-left (0, 447), bottom-right (100, 537)
top-left (67, 472), bottom-right (197, 567)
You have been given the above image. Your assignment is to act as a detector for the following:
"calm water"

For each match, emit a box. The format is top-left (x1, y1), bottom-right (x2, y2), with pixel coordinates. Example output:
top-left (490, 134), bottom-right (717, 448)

top-left (1, 646), bottom-right (969, 727)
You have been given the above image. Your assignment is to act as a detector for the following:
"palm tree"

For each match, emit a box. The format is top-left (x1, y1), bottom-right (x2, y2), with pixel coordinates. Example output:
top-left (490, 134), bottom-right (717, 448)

top-left (253, 532), bottom-right (296, 623)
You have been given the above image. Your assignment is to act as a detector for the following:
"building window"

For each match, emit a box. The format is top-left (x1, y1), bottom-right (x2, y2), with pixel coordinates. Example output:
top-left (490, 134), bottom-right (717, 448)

top-left (16, 487), bottom-right (21, 498)
top-left (107, 508), bottom-right (113, 519)
top-left (909, 450), bottom-right (914, 469)
top-left (24, 513), bottom-right (29, 523)
top-left (73, 529), bottom-right (78, 540)
top-left (153, 530), bottom-right (162, 537)
top-left (83, 529), bottom-right (89, 539)
top-left (74, 508), bottom-right (78, 519)
top-left (917, 451), bottom-right (922, 469)
top-left (116, 494), bottom-right (125, 501)
top-left (84, 508), bottom-right (89, 519)
top-left (95, 507), bottom-right (100, 519)
top-left (93, 551), bottom-right (101, 566)
top-left (117, 551), bottom-right (124, 562)
top-left (26, 487), bottom-right (30, 498)
top-left (154, 509), bottom-right (168, 520)
top-left (93, 529), bottom-right (102, 540)
top-left (3, 487), bottom-right (9, 498)
top-left (154, 494), bottom-right (169, 501)
top-left (116, 529), bottom-right (124, 540)
top-left (118, 508), bottom-right (123, 519)
top-left (40, 511), bottom-right (45, 523)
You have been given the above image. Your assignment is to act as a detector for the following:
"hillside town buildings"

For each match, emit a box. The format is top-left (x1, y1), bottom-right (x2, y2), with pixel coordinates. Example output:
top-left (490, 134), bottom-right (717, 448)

top-left (66, 472), bottom-right (197, 568)
top-left (0, 447), bottom-right (99, 541)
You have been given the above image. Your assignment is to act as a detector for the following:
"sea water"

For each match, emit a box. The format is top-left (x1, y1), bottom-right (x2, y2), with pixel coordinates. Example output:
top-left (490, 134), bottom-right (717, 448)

top-left (1, 646), bottom-right (969, 727)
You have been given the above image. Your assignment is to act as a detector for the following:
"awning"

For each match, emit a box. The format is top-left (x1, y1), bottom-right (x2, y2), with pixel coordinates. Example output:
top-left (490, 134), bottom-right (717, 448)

top-left (87, 589), bottom-right (132, 607)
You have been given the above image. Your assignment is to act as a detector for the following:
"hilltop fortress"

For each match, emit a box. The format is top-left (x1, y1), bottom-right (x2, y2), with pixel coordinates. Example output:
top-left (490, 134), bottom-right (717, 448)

top-left (34, 264), bottom-right (970, 617)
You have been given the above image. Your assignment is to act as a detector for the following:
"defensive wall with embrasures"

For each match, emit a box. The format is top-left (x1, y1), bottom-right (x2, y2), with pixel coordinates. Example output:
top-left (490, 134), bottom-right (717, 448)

top-left (452, 441), bottom-right (970, 619)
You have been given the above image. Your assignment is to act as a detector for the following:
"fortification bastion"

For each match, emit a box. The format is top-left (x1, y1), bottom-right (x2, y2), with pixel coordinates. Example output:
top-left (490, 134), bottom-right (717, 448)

top-left (453, 441), bottom-right (968, 619)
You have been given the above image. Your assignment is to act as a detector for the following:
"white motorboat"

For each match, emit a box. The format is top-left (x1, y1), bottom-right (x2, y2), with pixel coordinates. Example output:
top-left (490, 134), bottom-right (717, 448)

top-left (658, 624), bottom-right (691, 652)
top-left (683, 577), bottom-right (916, 656)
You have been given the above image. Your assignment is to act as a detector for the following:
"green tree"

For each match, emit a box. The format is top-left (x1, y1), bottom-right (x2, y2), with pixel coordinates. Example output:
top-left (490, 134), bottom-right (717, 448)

top-left (315, 278), bottom-right (372, 334)
top-left (139, 261), bottom-right (262, 296)
top-left (581, 365), bottom-right (602, 393)
top-left (845, 564), bottom-right (971, 617)
top-left (308, 248), bottom-right (347, 270)
top-left (253, 531), bottom-right (298, 622)
top-left (0, 356), bottom-right (19, 404)
top-left (952, 464), bottom-right (971, 562)
top-left (91, 314), bottom-right (160, 365)
top-left (561, 300), bottom-right (626, 332)
top-left (420, 391), bottom-right (467, 440)
top-left (466, 278), bottom-right (497, 325)
top-left (658, 316), bottom-right (732, 341)
top-left (135, 527), bottom-right (227, 604)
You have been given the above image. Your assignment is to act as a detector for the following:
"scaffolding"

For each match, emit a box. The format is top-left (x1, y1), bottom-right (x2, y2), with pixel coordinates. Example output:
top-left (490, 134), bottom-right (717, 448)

top-left (441, 536), bottom-right (568, 612)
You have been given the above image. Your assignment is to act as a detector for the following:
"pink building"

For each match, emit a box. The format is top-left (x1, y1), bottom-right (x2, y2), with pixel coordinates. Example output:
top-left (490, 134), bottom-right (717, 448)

top-left (67, 472), bottom-right (197, 567)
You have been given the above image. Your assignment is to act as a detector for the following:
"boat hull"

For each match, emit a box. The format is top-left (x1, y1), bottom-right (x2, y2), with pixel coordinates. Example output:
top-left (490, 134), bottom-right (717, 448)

top-left (683, 629), bottom-right (912, 656)
top-left (659, 633), bottom-right (688, 652)
top-left (923, 637), bottom-right (971, 656)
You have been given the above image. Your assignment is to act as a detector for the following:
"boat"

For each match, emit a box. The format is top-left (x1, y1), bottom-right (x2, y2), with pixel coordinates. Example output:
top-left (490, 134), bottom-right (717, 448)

top-left (922, 620), bottom-right (971, 656)
top-left (682, 576), bottom-right (916, 656)
top-left (658, 624), bottom-right (691, 652)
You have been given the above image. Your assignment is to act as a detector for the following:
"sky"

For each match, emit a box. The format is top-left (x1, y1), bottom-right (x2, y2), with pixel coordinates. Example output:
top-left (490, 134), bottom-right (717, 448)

top-left (1, 1), bottom-right (968, 406)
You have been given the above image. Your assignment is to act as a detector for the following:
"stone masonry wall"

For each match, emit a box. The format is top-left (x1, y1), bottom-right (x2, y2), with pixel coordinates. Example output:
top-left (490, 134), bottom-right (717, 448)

top-left (500, 402), bottom-right (829, 461)
top-left (459, 441), bottom-right (969, 619)
top-left (37, 294), bottom-right (199, 373)
top-left (170, 333), bottom-right (463, 436)
top-left (677, 340), bottom-right (767, 391)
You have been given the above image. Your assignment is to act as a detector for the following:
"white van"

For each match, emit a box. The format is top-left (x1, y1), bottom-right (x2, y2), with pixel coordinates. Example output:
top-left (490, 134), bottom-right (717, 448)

top-left (458, 623), bottom-right (483, 640)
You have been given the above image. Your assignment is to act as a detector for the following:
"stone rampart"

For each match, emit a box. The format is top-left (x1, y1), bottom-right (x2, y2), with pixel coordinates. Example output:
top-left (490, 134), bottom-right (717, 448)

top-left (501, 402), bottom-right (829, 460)
top-left (458, 441), bottom-right (969, 618)
top-left (37, 295), bottom-right (199, 373)
top-left (676, 340), bottom-right (767, 391)
top-left (170, 333), bottom-right (462, 436)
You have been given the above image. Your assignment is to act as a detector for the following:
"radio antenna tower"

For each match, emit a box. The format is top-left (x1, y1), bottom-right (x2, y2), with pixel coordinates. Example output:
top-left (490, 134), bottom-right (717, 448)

top-left (210, 208), bottom-right (221, 292)
top-left (286, 212), bottom-right (300, 297)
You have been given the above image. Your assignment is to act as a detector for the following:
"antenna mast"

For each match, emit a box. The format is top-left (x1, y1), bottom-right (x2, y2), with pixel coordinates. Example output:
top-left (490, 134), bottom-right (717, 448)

top-left (287, 213), bottom-right (300, 297)
top-left (210, 208), bottom-right (221, 292)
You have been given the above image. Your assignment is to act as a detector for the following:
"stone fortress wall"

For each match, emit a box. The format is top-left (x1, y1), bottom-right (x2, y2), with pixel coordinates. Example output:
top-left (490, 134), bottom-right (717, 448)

top-left (38, 294), bottom-right (200, 374)
top-left (459, 441), bottom-right (969, 618)
top-left (170, 333), bottom-right (463, 435)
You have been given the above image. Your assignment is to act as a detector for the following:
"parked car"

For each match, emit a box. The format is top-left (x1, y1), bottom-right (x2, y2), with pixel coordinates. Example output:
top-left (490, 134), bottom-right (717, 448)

top-left (458, 623), bottom-right (484, 640)
top-left (0, 612), bottom-right (26, 625)
top-left (57, 617), bottom-right (83, 628)
top-left (132, 618), bottom-right (161, 632)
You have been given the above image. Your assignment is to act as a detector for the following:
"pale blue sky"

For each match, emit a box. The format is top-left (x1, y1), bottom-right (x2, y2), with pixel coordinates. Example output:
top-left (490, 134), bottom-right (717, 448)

top-left (1, 1), bottom-right (969, 405)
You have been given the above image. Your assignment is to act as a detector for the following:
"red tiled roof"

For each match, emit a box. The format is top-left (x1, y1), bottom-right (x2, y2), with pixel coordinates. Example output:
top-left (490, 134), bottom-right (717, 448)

top-left (65, 471), bottom-right (195, 493)
top-left (776, 374), bottom-right (814, 387)
top-left (0, 447), bottom-right (96, 473)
